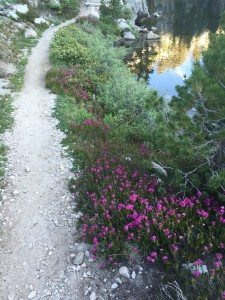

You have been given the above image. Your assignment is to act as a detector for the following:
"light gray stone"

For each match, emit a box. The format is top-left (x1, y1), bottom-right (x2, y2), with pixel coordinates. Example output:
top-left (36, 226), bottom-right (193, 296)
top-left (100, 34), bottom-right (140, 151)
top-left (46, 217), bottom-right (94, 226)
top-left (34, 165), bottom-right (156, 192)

top-left (73, 252), bottom-right (84, 265)
top-left (151, 162), bottom-right (167, 175)
top-left (126, 0), bottom-right (149, 16)
top-left (89, 291), bottom-right (96, 300)
top-left (123, 31), bottom-right (136, 40)
top-left (117, 19), bottom-right (131, 30)
top-left (13, 4), bottom-right (29, 14)
top-left (76, 243), bottom-right (91, 253)
top-left (28, 291), bottom-right (37, 299)
top-left (119, 266), bottom-right (130, 279)
top-left (111, 283), bottom-right (118, 289)
top-left (34, 17), bottom-right (49, 25)
top-left (24, 28), bottom-right (37, 39)
top-left (8, 294), bottom-right (15, 300)
top-left (115, 277), bottom-right (122, 284)
top-left (131, 271), bottom-right (136, 279)
top-left (153, 12), bottom-right (160, 18)
top-left (182, 263), bottom-right (208, 274)
top-left (7, 10), bottom-right (18, 20)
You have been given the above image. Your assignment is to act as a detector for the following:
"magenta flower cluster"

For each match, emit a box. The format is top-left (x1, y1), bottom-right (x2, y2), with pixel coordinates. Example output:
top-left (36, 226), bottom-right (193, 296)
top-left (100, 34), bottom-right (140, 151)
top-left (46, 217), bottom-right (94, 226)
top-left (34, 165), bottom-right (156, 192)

top-left (74, 157), bottom-right (225, 266)
top-left (48, 66), bottom-right (91, 102)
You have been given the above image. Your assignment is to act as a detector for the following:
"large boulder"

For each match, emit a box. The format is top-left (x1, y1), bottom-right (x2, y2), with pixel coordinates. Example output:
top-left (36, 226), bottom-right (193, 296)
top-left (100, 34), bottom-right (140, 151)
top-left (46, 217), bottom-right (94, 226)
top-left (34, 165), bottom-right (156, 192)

top-left (123, 31), bottom-right (136, 40)
top-left (117, 19), bottom-right (131, 30)
top-left (34, 17), bottom-right (49, 25)
top-left (13, 4), bottom-right (29, 14)
top-left (126, 0), bottom-right (149, 17)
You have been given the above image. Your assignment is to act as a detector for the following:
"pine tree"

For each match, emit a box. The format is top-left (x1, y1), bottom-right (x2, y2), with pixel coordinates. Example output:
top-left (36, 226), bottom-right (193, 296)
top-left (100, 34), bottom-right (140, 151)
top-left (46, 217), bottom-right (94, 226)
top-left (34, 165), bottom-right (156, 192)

top-left (168, 11), bottom-right (225, 202)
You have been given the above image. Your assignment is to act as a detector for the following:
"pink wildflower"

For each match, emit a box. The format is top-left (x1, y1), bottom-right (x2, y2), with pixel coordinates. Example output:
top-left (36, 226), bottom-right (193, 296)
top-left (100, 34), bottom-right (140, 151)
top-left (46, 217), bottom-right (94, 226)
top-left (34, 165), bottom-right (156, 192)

top-left (129, 194), bottom-right (138, 202)
top-left (147, 256), bottom-right (155, 263)
top-left (151, 235), bottom-right (157, 241)
top-left (193, 270), bottom-right (200, 277)
top-left (216, 253), bottom-right (222, 260)
top-left (214, 261), bottom-right (221, 268)
top-left (194, 259), bottom-right (203, 266)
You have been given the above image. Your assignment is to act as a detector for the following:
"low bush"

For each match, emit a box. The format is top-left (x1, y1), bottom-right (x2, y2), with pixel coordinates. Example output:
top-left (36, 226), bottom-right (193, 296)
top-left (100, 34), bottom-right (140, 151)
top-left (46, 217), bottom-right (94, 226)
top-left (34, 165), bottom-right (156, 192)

top-left (76, 15), bottom-right (99, 26)
top-left (0, 94), bottom-right (13, 133)
top-left (72, 154), bottom-right (224, 267)
top-left (50, 25), bottom-right (91, 66)
top-left (46, 66), bottom-right (92, 101)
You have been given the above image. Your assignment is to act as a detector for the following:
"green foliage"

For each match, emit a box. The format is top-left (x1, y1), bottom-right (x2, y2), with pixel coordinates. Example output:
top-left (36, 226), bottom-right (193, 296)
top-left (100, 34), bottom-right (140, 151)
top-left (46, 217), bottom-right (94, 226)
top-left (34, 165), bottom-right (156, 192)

top-left (61, 0), bottom-right (78, 10)
top-left (0, 94), bottom-right (13, 184)
top-left (53, 94), bottom-right (92, 132)
top-left (0, 94), bottom-right (13, 133)
top-left (9, 57), bottom-right (28, 91)
top-left (168, 13), bottom-right (225, 201)
top-left (98, 16), bottom-right (119, 36)
top-left (50, 25), bottom-right (91, 65)
top-left (46, 0), bottom-right (61, 10)
top-left (76, 15), bottom-right (99, 26)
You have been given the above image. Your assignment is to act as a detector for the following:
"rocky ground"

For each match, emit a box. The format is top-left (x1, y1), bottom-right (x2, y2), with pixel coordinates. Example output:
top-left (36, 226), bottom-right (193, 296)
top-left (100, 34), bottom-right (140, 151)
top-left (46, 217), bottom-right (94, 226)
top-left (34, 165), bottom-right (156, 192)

top-left (0, 3), bottom-right (166, 300)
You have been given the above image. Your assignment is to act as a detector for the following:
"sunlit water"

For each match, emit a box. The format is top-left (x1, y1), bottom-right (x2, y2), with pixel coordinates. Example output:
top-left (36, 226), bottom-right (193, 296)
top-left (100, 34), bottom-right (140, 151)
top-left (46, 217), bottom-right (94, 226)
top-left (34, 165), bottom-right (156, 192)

top-left (126, 0), bottom-right (225, 99)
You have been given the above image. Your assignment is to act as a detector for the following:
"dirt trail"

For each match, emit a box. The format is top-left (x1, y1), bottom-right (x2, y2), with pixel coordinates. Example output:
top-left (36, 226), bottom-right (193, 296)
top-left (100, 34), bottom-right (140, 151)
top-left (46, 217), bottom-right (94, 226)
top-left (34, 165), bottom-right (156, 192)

top-left (0, 17), bottom-right (87, 300)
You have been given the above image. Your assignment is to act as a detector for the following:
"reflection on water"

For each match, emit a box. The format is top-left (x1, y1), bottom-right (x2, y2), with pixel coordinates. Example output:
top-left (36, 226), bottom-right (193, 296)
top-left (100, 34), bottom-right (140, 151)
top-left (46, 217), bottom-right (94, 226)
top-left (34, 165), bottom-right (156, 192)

top-left (126, 0), bottom-right (225, 99)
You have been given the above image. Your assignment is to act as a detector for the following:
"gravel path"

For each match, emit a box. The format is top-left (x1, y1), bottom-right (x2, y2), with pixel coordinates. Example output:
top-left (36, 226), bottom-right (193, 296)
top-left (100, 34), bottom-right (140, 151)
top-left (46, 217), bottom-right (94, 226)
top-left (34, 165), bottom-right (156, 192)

top-left (0, 17), bottom-right (86, 300)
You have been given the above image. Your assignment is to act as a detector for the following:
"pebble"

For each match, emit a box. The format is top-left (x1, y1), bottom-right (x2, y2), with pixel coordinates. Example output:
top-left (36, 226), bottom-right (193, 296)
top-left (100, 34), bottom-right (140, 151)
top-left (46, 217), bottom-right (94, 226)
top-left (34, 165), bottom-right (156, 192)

top-left (8, 294), bottom-right (15, 300)
top-left (45, 291), bottom-right (51, 296)
top-left (89, 291), bottom-right (96, 300)
top-left (27, 291), bottom-right (37, 299)
top-left (85, 287), bottom-right (92, 296)
top-left (131, 271), bottom-right (136, 279)
top-left (76, 243), bottom-right (90, 253)
top-left (115, 277), bottom-right (122, 284)
top-left (111, 283), bottom-right (118, 289)
top-left (119, 266), bottom-right (130, 279)
top-left (85, 250), bottom-right (90, 258)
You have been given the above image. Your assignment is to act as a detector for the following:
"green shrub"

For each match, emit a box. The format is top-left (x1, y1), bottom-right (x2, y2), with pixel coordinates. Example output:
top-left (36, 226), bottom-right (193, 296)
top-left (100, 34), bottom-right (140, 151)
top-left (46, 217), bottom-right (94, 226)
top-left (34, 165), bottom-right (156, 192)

top-left (50, 25), bottom-right (91, 65)
top-left (76, 16), bottom-right (99, 26)
top-left (0, 94), bottom-right (13, 133)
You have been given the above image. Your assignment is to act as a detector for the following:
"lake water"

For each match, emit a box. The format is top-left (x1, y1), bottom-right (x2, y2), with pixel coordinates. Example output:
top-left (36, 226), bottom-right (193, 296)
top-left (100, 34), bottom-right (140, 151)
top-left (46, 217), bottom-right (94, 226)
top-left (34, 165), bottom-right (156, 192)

top-left (126, 0), bottom-right (225, 100)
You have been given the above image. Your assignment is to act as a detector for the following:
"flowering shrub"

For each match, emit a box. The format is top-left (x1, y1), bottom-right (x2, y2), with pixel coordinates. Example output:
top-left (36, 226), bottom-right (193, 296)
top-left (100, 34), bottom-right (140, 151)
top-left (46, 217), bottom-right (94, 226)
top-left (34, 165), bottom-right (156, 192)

top-left (73, 156), bottom-right (225, 267)
top-left (71, 118), bottom-right (110, 141)
top-left (46, 66), bottom-right (92, 102)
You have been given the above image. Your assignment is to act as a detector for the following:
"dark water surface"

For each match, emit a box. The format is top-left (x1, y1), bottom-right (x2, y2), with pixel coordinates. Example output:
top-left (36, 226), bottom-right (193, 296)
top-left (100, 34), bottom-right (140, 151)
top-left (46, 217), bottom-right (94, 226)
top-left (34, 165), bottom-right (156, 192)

top-left (126, 0), bottom-right (225, 100)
